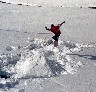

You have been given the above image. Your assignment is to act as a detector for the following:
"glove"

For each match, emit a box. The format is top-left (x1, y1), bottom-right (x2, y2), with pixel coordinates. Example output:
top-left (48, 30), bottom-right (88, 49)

top-left (63, 21), bottom-right (65, 23)
top-left (45, 27), bottom-right (49, 30)
top-left (45, 27), bottom-right (47, 29)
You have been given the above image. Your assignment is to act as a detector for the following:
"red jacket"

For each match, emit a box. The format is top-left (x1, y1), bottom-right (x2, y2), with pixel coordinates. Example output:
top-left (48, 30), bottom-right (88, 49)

top-left (51, 26), bottom-right (61, 36)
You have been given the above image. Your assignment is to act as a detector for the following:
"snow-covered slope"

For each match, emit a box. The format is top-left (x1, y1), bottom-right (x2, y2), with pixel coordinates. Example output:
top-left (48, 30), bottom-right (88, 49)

top-left (0, 2), bottom-right (96, 92)
top-left (1, 0), bottom-right (96, 7)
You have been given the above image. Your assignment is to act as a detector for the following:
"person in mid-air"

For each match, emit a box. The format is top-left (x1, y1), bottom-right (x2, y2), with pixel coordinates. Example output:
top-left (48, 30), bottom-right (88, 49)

top-left (45, 21), bottom-right (65, 47)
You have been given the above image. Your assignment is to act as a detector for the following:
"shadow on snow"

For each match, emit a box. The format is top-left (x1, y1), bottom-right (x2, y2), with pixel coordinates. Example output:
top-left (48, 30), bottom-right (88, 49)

top-left (68, 53), bottom-right (96, 60)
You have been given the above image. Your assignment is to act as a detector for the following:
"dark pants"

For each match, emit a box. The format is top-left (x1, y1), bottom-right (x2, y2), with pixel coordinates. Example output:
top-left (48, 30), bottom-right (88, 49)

top-left (52, 35), bottom-right (59, 42)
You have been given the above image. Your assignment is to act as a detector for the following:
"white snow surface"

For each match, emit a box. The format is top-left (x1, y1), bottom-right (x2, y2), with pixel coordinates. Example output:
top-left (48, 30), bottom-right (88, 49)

top-left (1, 0), bottom-right (96, 7)
top-left (0, 2), bottom-right (96, 92)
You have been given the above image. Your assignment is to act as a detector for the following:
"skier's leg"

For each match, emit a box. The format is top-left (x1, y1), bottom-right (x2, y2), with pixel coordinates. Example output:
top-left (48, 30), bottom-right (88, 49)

top-left (52, 36), bottom-right (56, 40)
top-left (53, 35), bottom-right (59, 47)
top-left (54, 40), bottom-right (58, 47)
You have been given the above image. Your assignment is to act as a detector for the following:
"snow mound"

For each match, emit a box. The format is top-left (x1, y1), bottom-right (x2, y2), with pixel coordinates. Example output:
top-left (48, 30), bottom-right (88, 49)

top-left (1, 38), bottom-right (93, 90)
top-left (13, 38), bottom-right (84, 79)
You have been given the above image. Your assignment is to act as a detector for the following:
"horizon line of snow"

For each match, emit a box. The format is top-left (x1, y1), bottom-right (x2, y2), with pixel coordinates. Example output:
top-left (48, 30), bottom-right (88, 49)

top-left (0, 0), bottom-right (96, 8)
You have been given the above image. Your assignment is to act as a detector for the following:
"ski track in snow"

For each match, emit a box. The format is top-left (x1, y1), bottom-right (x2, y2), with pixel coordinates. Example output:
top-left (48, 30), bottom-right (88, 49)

top-left (0, 38), bottom-right (94, 91)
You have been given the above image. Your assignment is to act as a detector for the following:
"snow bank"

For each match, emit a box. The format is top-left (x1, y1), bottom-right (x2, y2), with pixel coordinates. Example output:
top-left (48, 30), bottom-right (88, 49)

top-left (0, 38), bottom-right (93, 90)
top-left (1, 0), bottom-right (96, 7)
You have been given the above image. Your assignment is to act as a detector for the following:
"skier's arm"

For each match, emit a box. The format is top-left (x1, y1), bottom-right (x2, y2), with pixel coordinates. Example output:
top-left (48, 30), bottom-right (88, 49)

top-left (59, 21), bottom-right (65, 26)
top-left (45, 27), bottom-right (51, 31)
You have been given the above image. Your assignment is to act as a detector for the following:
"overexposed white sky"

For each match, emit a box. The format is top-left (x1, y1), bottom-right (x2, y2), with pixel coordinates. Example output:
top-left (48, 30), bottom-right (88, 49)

top-left (2, 0), bottom-right (96, 7)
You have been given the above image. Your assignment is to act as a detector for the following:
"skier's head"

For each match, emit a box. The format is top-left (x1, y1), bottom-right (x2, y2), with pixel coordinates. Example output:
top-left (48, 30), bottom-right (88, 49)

top-left (51, 24), bottom-right (54, 27)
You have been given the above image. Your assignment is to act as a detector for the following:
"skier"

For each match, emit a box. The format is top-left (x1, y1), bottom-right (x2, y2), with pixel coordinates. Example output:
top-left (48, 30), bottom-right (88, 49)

top-left (45, 21), bottom-right (65, 47)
